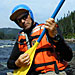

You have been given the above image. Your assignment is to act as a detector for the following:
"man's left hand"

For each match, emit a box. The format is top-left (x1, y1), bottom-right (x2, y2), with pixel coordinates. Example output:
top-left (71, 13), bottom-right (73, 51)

top-left (45, 18), bottom-right (57, 38)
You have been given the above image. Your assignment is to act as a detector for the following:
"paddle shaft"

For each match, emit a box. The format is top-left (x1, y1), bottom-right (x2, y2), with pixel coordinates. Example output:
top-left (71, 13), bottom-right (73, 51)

top-left (37, 0), bottom-right (65, 43)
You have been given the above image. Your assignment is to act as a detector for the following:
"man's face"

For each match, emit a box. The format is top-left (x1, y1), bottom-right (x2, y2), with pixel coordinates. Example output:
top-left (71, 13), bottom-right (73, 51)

top-left (16, 13), bottom-right (32, 30)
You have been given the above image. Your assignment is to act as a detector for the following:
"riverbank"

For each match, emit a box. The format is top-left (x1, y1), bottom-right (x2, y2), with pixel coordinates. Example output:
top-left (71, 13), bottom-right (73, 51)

top-left (68, 51), bottom-right (75, 75)
top-left (65, 38), bottom-right (75, 43)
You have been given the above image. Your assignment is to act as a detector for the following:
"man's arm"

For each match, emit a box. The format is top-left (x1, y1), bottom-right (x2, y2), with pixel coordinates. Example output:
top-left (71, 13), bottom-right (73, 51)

top-left (55, 39), bottom-right (73, 62)
top-left (45, 18), bottom-right (73, 62)
top-left (7, 41), bottom-right (30, 69)
top-left (7, 42), bottom-right (23, 69)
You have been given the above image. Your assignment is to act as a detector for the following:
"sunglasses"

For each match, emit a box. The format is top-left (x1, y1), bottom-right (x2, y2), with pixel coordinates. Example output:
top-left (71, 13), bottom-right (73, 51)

top-left (16, 12), bottom-right (29, 23)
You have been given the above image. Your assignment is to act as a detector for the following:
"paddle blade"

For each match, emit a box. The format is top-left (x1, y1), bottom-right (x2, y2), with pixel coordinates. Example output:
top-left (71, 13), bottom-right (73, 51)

top-left (13, 41), bottom-right (39, 75)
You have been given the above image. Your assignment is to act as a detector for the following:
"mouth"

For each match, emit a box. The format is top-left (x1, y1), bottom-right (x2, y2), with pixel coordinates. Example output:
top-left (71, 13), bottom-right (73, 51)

top-left (22, 23), bottom-right (29, 26)
top-left (22, 23), bottom-right (31, 30)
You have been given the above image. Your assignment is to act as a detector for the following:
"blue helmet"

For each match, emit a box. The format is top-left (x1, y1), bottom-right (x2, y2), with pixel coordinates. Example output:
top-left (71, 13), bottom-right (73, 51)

top-left (10, 4), bottom-right (34, 21)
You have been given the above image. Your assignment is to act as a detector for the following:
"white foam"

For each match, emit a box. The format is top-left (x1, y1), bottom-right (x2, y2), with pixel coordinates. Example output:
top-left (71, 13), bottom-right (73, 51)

top-left (0, 45), bottom-right (14, 48)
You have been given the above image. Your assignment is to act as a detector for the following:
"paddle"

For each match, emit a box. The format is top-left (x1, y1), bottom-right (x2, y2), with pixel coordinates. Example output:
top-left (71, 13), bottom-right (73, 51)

top-left (13, 0), bottom-right (65, 75)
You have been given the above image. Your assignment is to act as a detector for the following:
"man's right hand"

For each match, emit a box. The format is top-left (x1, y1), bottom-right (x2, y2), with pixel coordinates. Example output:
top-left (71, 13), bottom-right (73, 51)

top-left (15, 53), bottom-right (30, 67)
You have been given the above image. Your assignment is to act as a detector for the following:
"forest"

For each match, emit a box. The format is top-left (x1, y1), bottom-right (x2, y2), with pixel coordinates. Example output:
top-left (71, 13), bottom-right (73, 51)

top-left (57, 11), bottom-right (75, 39)
top-left (0, 11), bottom-right (75, 39)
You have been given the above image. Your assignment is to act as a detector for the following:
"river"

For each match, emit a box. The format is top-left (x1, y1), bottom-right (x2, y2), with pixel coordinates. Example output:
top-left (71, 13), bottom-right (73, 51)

top-left (0, 40), bottom-right (75, 73)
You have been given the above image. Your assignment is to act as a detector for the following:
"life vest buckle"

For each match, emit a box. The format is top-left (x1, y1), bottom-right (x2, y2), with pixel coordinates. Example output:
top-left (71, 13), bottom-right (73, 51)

top-left (41, 70), bottom-right (47, 73)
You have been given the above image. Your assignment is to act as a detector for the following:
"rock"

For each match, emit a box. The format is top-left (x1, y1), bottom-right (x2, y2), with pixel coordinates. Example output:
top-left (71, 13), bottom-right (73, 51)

top-left (68, 51), bottom-right (75, 75)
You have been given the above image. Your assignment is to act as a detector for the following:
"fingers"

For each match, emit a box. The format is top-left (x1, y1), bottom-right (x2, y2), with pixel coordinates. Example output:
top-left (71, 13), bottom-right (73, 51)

top-left (45, 23), bottom-right (56, 30)
top-left (46, 18), bottom-right (55, 25)
top-left (45, 18), bottom-right (56, 31)
top-left (20, 53), bottom-right (28, 59)
top-left (24, 58), bottom-right (30, 66)
top-left (16, 53), bottom-right (30, 67)
top-left (45, 18), bottom-right (58, 38)
top-left (20, 53), bottom-right (30, 64)
top-left (22, 54), bottom-right (30, 65)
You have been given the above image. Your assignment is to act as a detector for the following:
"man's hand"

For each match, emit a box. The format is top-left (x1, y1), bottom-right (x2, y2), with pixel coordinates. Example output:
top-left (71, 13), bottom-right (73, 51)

top-left (15, 53), bottom-right (30, 67)
top-left (45, 18), bottom-right (57, 38)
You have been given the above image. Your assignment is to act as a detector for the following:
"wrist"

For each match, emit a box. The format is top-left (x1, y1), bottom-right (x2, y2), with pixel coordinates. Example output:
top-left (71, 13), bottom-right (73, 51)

top-left (48, 32), bottom-right (57, 38)
top-left (51, 33), bottom-right (62, 42)
top-left (48, 29), bottom-right (58, 38)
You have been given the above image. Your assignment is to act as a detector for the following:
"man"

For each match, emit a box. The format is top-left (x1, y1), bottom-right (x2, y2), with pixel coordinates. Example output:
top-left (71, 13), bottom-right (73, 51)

top-left (7, 4), bottom-right (73, 75)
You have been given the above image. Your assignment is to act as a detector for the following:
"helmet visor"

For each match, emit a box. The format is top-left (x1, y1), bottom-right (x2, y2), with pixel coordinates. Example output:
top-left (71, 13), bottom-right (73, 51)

top-left (10, 9), bottom-right (29, 21)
